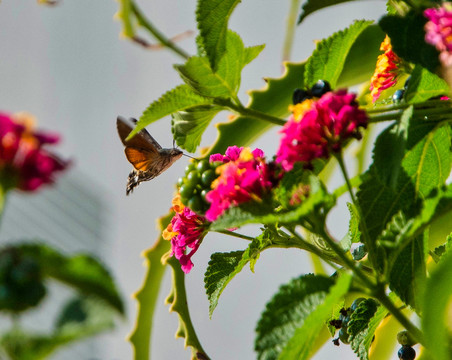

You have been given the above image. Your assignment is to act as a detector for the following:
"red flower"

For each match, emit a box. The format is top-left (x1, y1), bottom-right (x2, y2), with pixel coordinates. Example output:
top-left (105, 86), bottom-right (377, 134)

top-left (276, 90), bottom-right (368, 171)
top-left (0, 112), bottom-right (68, 191)
top-left (425, 3), bottom-right (452, 66)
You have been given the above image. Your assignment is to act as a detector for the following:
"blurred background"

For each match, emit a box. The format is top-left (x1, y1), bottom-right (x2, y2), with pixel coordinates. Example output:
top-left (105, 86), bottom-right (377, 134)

top-left (0, 1), bottom-right (388, 359)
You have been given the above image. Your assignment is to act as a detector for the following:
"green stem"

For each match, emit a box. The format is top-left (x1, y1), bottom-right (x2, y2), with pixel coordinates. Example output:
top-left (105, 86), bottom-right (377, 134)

top-left (217, 99), bottom-right (286, 126)
top-left (130, 1), bottom-right (190, 60)
top-left (282, 0), bottom-right (302, 62)
top-left (334, 152), bottom-right (378, 272)
top-left (373, 287), bottom-right (425, 346)
top-left (213, 230), bottom-right (255, 241)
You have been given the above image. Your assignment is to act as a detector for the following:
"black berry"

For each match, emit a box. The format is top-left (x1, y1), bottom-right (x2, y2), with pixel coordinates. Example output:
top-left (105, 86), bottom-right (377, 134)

top-left (392, 89), bottom-right (405, 104)
top-left (310, 80), bottom-right (331, 97)
top-left (398, 346), bottom-right (416, 360)
top-left (292, 88), bottom-right (310, 104)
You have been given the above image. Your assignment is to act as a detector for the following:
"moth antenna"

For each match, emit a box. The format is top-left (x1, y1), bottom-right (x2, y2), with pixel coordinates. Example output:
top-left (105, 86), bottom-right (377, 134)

top-left (182, 153), bottom-right (198, 160)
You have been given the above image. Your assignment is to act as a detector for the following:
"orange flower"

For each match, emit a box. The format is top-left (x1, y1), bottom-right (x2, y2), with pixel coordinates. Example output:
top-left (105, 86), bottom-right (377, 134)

top-left (369, 35), bottom-right (403, 102)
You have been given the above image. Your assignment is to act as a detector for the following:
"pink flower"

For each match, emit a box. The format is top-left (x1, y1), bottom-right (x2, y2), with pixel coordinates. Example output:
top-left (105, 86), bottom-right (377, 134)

top-left (425, 3), bottom-right (452, 66)
top-left (205, 147), bottom-right (273, 221)
top-left (163, 195), bottom-right (207, 273)
top-left (276, 90), bottom-right (368, 171)
top-left (0, 112), bottom-right (68, 191)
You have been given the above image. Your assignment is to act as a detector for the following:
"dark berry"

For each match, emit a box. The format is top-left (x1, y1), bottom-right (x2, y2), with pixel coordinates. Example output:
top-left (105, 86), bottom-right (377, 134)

top-left (310, 80), bottom-right (331, 97)
top-left (187, 170), bottom-right (200, 185)
top-left (398, 346), bottom-right (416, 360)
top-left (179, 184), bottom-right (195, 200)
top-left (292, 88), bottom-right (310, 104)
top-left (201, 189), bottom-right (209, 200)
top-left (393, 89), bottom-right (405, 104)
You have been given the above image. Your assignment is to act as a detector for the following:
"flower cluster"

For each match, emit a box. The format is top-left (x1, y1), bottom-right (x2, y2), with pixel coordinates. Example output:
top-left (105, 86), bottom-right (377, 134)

top-left (369, 35), bottom-right (403, 102)
top-left (424, 3), bottom-right (452, 66)
top-left (0, 112), bottom-right (68, 191)
top-left (206, 146), bottom-right (273, 221)
top-left (276, 90), bottom-right (368, 171)
top-left (163, 195), bottom-right (207, 273)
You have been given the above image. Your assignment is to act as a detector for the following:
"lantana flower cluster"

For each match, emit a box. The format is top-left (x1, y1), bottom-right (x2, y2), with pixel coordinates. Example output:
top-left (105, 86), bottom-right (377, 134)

top-left (276, 90), bottom-right (368, 171)
top-left (369, 35), bottom-right (403, 102)
top-left (163, 194), bottom-right (208, 273)
top-left (167, 88), bottom-right (368, 273)
top-left (424, 3), bottom-right (452, 66)
top-left (0, 112), bottom-right (68, 192)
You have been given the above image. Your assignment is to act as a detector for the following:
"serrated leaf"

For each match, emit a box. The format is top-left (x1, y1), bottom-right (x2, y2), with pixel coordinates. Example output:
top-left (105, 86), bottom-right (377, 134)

top-left (388, 233), bottom-right (426, 310)
top-left (130, 85), bottom-right (213, 138)
top-left (254, 274), bottom-right (335, 360)
top-left (304, 20), bottom-right (372, 88)
top-left (422, 251), bottom-right (452, 360)
top-left (349, 299), bottom-right (391, 360)
top-left (379, 11), bottom-right (440, 73)
top-left (164, 255), bottom-right (209, 359)
top-left (175, 31), bottom-right (260, 99)
top-left (172, 105), bottom-right (222, 152)
top-left (1, 297), bottom-right (115, 360)
top-left (297, 0), bottom-right (362, 24)
top-left (196, 0), bottom-right (241, 69)
top-left (204, 230), bottom-right (273, 317)
top-left (347, 299), bottom-right (379, 337)
top-left (405, 65), bottom-right (450, 103)
top-left (346, 202), bottom-right (362, 246)
top-left (15, 243), bottom-right (124, 314)
top-left (278, 273), bottom-right (353, 360)
top-left (244, 44), bottom-right (266, 66)
top-left (128, 213), bottom-right (172, 360)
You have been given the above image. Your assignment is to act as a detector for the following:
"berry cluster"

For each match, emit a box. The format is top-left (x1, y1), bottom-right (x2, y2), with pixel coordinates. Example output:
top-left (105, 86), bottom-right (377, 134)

top-left (397, 330), bottom-right (417, 360)
top-left (292, 80), bottom-right (332, 105)
top-left (331, 298), bottom-right (365, 346)
top-left (0, 248), bottom-right (46, 312)
top-left (177, 159), bottom-right (220, 214)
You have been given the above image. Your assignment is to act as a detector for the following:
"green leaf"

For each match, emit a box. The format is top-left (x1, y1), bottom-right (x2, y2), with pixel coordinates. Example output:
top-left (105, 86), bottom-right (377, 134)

top-left (297, 0), bottom-right (362, 24)
top-left (1, 297), bottom-right (115, 360)
top-left (405, 65), bottom-right (450, 104)
top-left (164, 256), bottom-right (209, 359)
top-left (379, 11), bottom-right (440, 73)
top-left (422, 251), bottom-right (452, 360)
top-left (15, 243), bottom-right (124, 314)
top-left (304, 20), bottom-right (372, 88)
top-left (254, 274), bottom-right (335, 360)
top-left (128, 213), bottom-right (172, 360)
top-left (172, 105), bottom-right (222, 152)
top-left (388, 233), bottom-right (426, 311)
top-left (347, 299), bottom-right (379, 337)
top-left (349, 298), bottom-right (391, 360)
top-left (130, 85), bottom-right (213, 138)
top-left (278, 273), bottom-right (353, 360)
top-left (196, 0), bottom-right (241, 69)
top-left (205, 230), bottom-right (273, 317)
top-left (346, 202), bottom-right (362, 246)
top-left (175, 31), bottom-right (262, 99)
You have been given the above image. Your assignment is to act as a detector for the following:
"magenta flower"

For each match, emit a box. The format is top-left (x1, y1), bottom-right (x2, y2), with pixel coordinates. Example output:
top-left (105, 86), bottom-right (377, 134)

top-left (205, 147), bottom-right (273, 222)
top-left (163, 196), bottom-right (207, 273)
top-left (425, 3), bottom-right (452, 66)
top-left (276, 90), bottom-right (368, 171)
top-left (0, 112), bottom-right (68, 191)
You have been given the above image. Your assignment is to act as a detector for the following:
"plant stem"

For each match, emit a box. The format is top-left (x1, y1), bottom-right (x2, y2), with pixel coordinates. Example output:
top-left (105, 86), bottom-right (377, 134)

top-left (282, 0), bottom-right (302, 62)
top-left (218, 100), bottom-right (286, 126)
top-left (334, 152), bottom-right (378, 271)
top-left (130, 1), bottom-right (190, 60)
top-left (214, 230), bottom-right (255, 241)
top-left (373, 287), bottom-right (425, 346)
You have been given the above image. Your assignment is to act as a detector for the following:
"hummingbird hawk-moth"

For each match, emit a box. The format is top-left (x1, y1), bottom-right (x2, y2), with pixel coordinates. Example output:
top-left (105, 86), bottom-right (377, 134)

top-left (117, 116), bottom-right (183, 195)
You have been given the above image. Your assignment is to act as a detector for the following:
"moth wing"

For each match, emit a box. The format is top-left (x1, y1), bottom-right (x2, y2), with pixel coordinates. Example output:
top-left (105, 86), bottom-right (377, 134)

top-left (124, 147), bottom-right (158, 171)
top-left (117, 116), bottom-right (162, 150)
